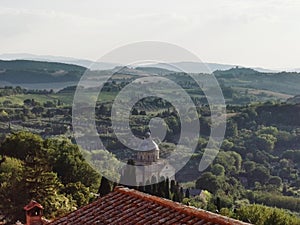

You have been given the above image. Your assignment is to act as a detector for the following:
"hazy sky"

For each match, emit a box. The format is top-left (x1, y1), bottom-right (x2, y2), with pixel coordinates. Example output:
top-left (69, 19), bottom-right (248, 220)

top-left (0, 0), bottom-right (299, 69)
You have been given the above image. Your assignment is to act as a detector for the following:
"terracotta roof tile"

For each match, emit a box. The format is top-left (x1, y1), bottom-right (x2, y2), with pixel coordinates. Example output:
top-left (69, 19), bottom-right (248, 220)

top-left (49, 187), bottom-right (252, 225)
top-left (24, 200), bottom-right (44, 211)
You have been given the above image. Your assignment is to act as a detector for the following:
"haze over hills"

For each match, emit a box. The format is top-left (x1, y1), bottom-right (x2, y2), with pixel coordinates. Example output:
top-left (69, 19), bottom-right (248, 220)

top-left (0, 53), bottom-right (120, 71)
top-left (0, 59), bottom-right (300, 97)
top-left (0, 53), bottom-right (285, 73)
top-left (143, 62), bottom-right (278, 73)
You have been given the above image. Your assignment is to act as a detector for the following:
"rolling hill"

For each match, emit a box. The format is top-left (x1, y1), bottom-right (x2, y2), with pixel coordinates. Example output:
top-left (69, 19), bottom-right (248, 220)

top-left (0, 53), bottom-right (280, 73)
top-left (214, 67), bottom-right (300, 96)
top-left (1, 59), bottom-right (300, 98)
top-left (0, 60), bottom-right (86, 84)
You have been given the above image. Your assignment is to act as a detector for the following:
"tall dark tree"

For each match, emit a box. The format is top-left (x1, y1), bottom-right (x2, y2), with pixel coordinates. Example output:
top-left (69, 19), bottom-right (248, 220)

top-left (98, 176), bottom-right (111, 197)
top-left (216, 197), bottom-right (221, 212)
top-left (151, 175), bottom-right (158, 195)
top-left (145, 180), bottom-right (152, 194)
top-left (165, 178), bottom-right (170, 199)
top-left (179, 187), bottom-right (184, 202)
top-left (170, 180), bottom-right (176, 193)
top-left (138, 182), bottom-right (145, 192)
top-left (172, 190), bottom-right (179, 202)
top-left (172, 182), bottom-right (181, 202)
top-left (185, 188), bottom-right (190, 198)
top-left (157, 177), bottom-right (166, 198)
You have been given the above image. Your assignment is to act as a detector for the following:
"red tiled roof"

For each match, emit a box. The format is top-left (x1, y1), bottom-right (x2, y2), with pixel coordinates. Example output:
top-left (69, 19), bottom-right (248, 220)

top-left (24, 200), bottom-right (44, 211)
top-left (49, 187), bottom-right (251, 225)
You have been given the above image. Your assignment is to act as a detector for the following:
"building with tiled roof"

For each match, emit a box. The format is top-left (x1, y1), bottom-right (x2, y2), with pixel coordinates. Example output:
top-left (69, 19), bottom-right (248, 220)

top-left (20, 200), bottom-right (50, 225)
top-left (48, 187), bottom-right (252, 225)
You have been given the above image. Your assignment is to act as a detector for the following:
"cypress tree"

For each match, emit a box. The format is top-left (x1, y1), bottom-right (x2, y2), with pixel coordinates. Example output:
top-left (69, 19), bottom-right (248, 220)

top-left (172, 190), bottom-right (179, 202)
top-left (172, 183), bottom-right (181, 202)
top-left (216, 197), bottom-right (221, 212)
top-left (145, 180), bottom-right (152, 194)
top-left (165, 178), bottom-right (170, 199)
top-left (157, 176), bottom-right (166, 198)
top-left (138, 182), bottom-right (145, 192)
top-left (170, 180), bottom-right (176, 193)
top-left (185, 188), bottom-right (190, 198)
top-left (98, 176), bottom-right (111, 197)
top-left (179, 187), bottom-right (184, 202)
top-left (151, 175), bottom-right (158, 195)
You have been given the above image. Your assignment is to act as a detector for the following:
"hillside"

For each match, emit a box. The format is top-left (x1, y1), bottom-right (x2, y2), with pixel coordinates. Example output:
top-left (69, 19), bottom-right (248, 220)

top-left (1, 60), bottom-right (300, 102)
top-left (214, 67), bottom-right (300, 96)
top-left (0, 60), bottom-right (86, 84)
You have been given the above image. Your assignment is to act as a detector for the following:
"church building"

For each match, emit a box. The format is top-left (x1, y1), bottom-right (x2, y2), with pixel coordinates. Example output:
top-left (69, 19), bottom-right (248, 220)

top-left (135, 132), bottom-right (175, 185)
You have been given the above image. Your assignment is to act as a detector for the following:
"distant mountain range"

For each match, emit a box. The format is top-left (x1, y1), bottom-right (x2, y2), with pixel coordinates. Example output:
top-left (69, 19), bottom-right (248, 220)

top-left (0, 53), bottom-right (120, 71)
top-left (1, 59), bottom-right (300, 96)
top-left (142, 62), bottom-right (278, 73)
top-left (1, 53), bottom-right (293, 73)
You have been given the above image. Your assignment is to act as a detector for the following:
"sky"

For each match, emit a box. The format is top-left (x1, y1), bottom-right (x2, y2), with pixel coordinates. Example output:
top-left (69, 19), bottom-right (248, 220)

top-left (0, 0), bottom-right (299, 69)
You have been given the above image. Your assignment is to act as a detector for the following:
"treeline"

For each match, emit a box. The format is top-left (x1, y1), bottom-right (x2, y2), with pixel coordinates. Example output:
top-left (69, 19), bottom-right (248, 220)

top-left (221, 204), bottom-right (300, 225)
top-left (99, 174), bottom-right (185, 203)
top-left (0, 86), bottom-right (54, 97)
top-left (247, 191), bottom-right (300, 212)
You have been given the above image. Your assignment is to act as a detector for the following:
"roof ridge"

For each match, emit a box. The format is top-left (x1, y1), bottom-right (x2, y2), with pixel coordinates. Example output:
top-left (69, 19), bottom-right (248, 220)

top-left (114, 186), bottom-right (251, 225)
top-left (24, 200), bottom-right (44, 211)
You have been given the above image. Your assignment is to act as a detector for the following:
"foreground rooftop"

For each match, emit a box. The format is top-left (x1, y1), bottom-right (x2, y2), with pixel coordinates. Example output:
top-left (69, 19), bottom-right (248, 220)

top-left (49, 186), bottom-right (251, 225)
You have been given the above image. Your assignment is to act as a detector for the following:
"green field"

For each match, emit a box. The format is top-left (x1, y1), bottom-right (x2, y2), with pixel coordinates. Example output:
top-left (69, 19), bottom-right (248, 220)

top-left (0, 91), bottom-right (119, 106)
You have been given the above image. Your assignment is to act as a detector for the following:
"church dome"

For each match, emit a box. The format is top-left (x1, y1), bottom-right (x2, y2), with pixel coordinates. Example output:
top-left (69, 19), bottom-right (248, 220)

top-left (139, 135), bottom-right (159, 152)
